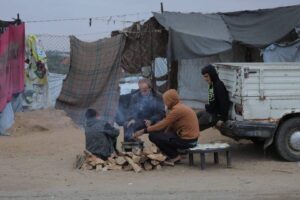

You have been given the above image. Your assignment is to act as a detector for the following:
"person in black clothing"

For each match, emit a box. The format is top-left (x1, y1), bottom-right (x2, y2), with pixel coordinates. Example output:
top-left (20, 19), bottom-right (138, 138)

top-left (124, 79), bottom-right (165, 141)
top-left (84, 109), bottom-right (119, 160)
top-left (197, 64), bottom-right (230, 131)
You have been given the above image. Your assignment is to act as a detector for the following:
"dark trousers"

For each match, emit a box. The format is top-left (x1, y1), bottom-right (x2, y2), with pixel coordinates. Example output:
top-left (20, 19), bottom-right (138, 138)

top-left (124, 119), bottom-right (146, 141)
top-left (149, 132), bottom-right (198, 159)
top-left (197, 111), bottom-right (216, 131)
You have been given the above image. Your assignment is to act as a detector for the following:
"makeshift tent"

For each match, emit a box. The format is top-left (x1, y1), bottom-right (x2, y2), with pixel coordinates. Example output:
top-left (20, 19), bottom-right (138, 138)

top-left (151, 5), bottom-right (300, 108)
top-left (56, 35), bottom-right (125, 126)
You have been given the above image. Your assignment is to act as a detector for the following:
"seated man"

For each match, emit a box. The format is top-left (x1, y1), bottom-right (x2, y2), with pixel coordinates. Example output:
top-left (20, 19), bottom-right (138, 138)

top-left (197, 64), bottom-right (230, 131)
top-left (84, 108), bottom-right (119, 160)
top-left (134, 89), bottom-right (199, 164)
top-left (124, 79), bottom-right (165, 141)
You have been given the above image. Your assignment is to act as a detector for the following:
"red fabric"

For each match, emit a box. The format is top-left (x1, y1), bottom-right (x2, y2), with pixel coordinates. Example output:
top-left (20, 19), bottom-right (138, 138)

top-left (0, 23), bottom-right (25, 112)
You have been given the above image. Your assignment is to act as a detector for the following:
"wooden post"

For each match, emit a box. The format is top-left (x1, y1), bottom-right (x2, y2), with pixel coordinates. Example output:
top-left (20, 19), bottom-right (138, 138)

top-left (160, 2), bottom-right (164, 13)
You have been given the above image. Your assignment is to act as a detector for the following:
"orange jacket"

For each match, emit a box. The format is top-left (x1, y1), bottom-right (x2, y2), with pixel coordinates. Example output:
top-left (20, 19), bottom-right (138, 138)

top-left (147, 89), bottom-right (200, 140)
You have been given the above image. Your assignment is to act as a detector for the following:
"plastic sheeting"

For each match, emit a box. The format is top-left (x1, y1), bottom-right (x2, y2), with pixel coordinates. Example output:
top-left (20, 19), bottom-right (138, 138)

top-left (222, 5), bottom-right (300, 46)
top-left (178, 51), bottom-right (233, 109)
top-left (263, 39), bottom-right (300, 62)
top-left (153, 11), bottom-right (232, 60)
top-left (48, 73), bottom-right (66, 107)
top-left (0, 102), bottom-right (14, 135)
top-left (153, 5), bottom-right (300, 61)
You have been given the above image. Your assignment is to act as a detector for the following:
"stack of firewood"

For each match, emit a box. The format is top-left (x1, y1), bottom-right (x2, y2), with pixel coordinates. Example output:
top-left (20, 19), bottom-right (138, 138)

top-left (74, 145), bottom-right (170, 173)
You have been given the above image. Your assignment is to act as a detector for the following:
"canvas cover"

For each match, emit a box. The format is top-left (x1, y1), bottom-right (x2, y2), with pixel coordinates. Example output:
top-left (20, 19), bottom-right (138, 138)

top-left (153, 12), bottom-right (232, 60)
top-left (153, 5), bottom-right (300, 61)
top-left (56, 35), bottom-right (125, 125)
top-left (263, 39), bottom-right (300, 62)
top-left (222, 5), bottom-right (300, 46)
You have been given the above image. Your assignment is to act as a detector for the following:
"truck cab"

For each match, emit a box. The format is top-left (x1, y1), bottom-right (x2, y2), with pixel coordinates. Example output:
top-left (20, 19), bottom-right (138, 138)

top-left (213, 63), bottom-right (300, 161)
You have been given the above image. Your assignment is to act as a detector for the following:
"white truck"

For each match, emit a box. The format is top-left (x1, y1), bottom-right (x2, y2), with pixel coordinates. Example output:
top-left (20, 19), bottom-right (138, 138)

top-left (213, 63), bottom-right (300, 161)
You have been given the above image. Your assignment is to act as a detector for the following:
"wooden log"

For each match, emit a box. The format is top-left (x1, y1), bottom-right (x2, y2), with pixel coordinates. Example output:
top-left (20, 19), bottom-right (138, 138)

top-left (139, 155), bottom-right (149, 164)
top-left (82, 163), bottom-right (93, 170)
top-left (125, 156), bottom-right (142, 173)
top-left (147, 154), bottom-right (167, 162)
top-left (132, 147), bottom-right (142, 156)
top-left (150, 145), bottom-right (159, 154)
top-left (115, 156), bottom-right (127, 165)
top-left (96, 164), bottom-right (103, 171)
top-left (132, 155), bottom-right (141, 164)
top-left (143, 160), bottom-right (153, 171)
top-left (142, 147), bottom-right (153, 155)
top-left (150, 160), bottom-right (160, 166)
top-left (108, 157), bottom-right (116, 165)
top-left (154, 164), bottom-right (162, 170)
top-left (107, 164), bottom-right (123, 170)
top-left (74, 154), bottom-right (85, 169)
top-left (123, 164), bottom-right (133, 171)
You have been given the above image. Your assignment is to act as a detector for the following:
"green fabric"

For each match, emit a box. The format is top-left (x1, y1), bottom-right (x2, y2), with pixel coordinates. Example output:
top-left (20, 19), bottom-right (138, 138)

top-left (208, 85), bottom-right (215, 103)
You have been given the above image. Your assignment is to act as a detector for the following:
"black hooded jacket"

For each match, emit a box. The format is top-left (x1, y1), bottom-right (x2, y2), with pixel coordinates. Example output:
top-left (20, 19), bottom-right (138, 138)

top-left (203, 65), bottom-right (230, 122)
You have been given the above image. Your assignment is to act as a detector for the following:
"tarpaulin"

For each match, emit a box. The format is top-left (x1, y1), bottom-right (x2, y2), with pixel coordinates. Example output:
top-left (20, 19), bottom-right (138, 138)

top-left (263, 39), bottom-right (300, 62)
top-left (0, 23), bottom-right (25, 112)
top-left (56, 35), bottom-right (125, 126)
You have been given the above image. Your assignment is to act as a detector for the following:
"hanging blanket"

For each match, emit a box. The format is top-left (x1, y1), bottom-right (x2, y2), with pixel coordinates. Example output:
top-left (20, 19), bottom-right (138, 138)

top-left (56, 35), bottom-right (125, 125)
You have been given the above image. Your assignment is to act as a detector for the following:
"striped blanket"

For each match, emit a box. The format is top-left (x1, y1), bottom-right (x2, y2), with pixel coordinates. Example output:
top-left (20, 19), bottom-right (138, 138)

top-left (56, 35), bottom-right (125, 125)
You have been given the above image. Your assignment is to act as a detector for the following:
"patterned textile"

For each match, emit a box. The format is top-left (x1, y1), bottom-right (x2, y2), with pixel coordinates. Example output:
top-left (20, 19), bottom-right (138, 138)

top-left (0, 22), bottom-right (25, 112)
top-left (56, 35), bottom-right (125, 125)
top-left (120, 17), bottom-right (168, 73)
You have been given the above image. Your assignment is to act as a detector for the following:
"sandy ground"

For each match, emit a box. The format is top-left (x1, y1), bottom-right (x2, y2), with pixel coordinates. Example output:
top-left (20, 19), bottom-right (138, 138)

top-left (0, 109), bottom-right (300, 200)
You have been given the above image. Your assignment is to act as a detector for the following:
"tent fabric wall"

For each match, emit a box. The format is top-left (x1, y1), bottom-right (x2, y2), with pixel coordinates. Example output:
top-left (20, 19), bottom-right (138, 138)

top-left (222, 5), bottom-right (300, 47)
top-left (48, 73), bottom-right (66, 107)
top-left (56, 35), bottom-right (125, 126)
top-left (153, 12), bottom-right (232, 60)
top-left (177, 51), bottom-right (234, 109)
top-left (153, 5), bottom-right (300, 61)
top-left (263, 39), bottom-right (300, 62)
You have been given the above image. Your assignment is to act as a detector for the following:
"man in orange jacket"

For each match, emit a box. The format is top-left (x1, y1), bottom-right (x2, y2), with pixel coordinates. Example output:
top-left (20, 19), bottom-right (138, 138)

top-left (134, 89), bottom-right (199, 164)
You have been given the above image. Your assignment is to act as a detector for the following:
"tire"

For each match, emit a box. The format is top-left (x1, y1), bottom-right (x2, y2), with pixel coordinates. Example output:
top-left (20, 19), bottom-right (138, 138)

top-left (275, 117), bottom-right (300, 161)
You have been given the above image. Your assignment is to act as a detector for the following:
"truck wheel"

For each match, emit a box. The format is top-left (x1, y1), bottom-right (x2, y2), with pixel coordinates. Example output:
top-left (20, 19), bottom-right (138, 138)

top-left (275, 117), bottom-right (300, 161)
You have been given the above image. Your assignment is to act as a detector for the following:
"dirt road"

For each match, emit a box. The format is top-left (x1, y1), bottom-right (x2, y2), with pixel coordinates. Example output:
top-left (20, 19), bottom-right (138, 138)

top-left (0, 109), bottom-right (299, 200)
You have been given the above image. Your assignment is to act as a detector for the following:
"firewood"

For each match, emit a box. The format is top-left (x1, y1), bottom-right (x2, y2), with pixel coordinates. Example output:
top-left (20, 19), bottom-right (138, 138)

top-left (82, 163), bottom-right (93, 170)
top-left (96, 165), bottom-right (103, 171)
top-left (123, 164), bottom-right (133, 171)
top-left (115, 156), bottom-right (127, 165)
top-left (132, 155), bottom-right (141, 164)
top-left (108, 157), bottom-right (116, 165)
top-left (147, 154), bottom-right (167, 162)
top-left (74, 154), bottom-right (85, 169)
top-left (124, 156), bottom-right (142, 173)
top-left (154, 164), bottom-right (162, 170)
top-left (150, 160), bottom-right (160, 166)
top-left (143, 160), bottom-right (153, 171)
top-left (139, 155), bottom-right (149, 164)
top-left (132, 147), bottom-right (142, 156)
top-left (150, 145), bottom-right (159, 154)
top-left (142, 147), bottom-right (153, 155)
top-left (107, 164), bottom-right (122, 170)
